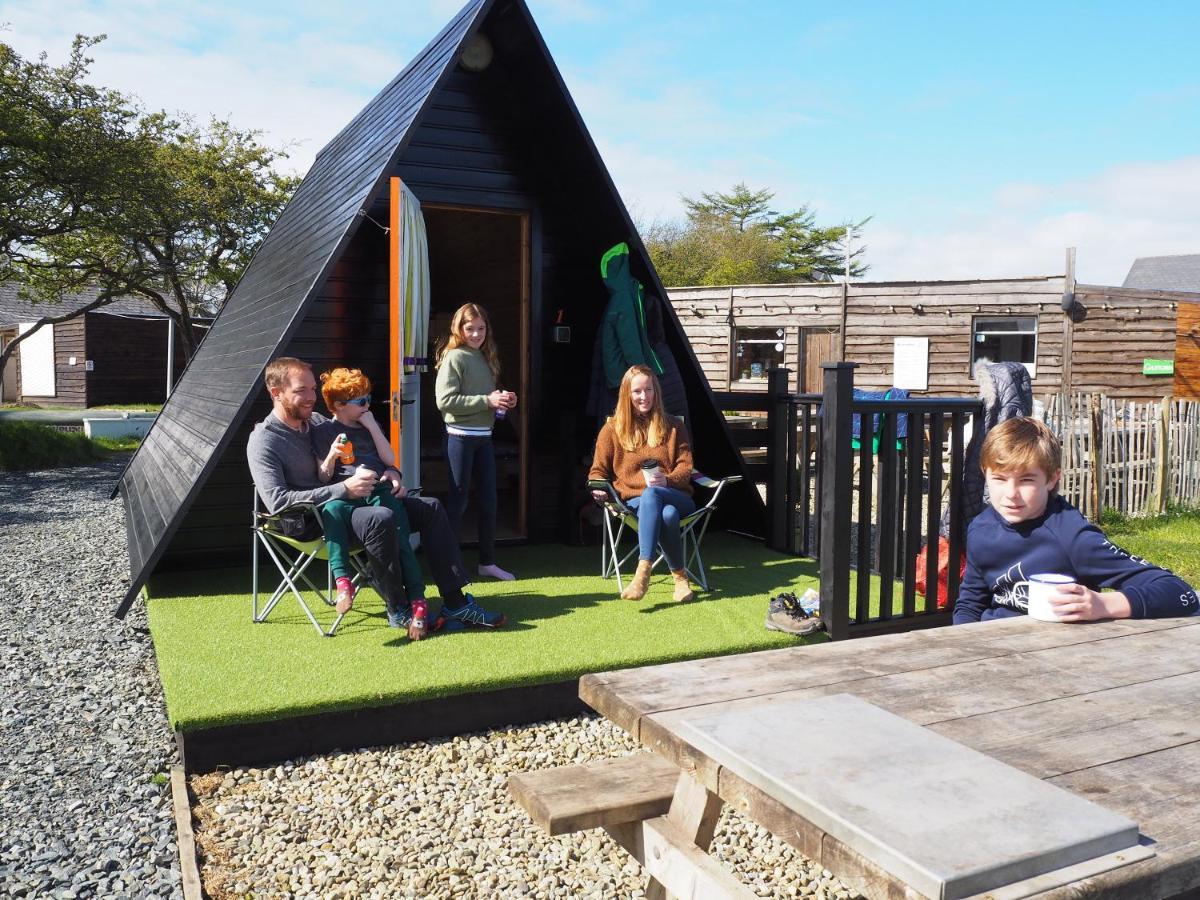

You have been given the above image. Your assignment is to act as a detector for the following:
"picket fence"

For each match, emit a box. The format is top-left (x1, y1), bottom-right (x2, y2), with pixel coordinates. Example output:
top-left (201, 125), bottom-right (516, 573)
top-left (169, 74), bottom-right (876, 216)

top-left (1043, 393), bottom-right (1200, 519)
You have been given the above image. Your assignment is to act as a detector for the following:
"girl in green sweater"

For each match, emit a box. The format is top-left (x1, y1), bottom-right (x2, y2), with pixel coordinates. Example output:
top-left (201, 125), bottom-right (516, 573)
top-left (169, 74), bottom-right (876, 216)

top-left (435, 303), bottom-right (518, 580)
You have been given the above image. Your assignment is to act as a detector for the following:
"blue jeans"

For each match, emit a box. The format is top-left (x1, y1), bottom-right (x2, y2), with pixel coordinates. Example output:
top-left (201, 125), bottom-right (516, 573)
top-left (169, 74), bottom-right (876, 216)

top-left (444, 433), bottom-right (497, 565)
top-left (626, 486), bottom-right (695, 571)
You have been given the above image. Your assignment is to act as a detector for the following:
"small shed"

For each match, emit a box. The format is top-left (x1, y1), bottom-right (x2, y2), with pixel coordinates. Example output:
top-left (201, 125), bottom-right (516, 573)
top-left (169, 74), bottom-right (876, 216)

top-left (670, 275), bottom-right (1196, 402)
top-left (0, 284), bottom-right (205, 407)
top-left (113, 0), bottom-right (760, 611)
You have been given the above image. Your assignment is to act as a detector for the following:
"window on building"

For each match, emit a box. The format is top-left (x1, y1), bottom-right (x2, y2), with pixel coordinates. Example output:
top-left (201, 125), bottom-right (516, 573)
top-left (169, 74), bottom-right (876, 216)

top-left (971, 316), bottom-right (1037, 377)
top-left (732, 326), bottom-right (786, 383)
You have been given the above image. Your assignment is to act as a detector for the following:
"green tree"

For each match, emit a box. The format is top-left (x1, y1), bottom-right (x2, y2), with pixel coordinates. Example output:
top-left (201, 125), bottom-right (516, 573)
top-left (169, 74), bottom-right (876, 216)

top-left (0, 36), bottom-right (298, 381)
top-left (642, 183), bottom-right (869, 286)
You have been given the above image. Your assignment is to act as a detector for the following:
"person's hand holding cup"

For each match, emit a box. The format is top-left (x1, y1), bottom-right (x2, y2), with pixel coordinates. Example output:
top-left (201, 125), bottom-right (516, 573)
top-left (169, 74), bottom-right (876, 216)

top-left (1015, 573), bottom-right (1078, 622)
top-left (641, 459), bottom-right (665, 488)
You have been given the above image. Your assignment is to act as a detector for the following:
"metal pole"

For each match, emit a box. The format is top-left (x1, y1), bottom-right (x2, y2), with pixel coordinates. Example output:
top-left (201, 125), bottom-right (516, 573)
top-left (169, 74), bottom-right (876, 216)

top-left (166, 318), bottom-right (175, 398)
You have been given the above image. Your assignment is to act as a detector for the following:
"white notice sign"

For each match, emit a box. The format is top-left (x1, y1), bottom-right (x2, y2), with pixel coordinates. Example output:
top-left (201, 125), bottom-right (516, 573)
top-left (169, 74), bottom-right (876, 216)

top-left (893, 337), bottom-right (929, 391)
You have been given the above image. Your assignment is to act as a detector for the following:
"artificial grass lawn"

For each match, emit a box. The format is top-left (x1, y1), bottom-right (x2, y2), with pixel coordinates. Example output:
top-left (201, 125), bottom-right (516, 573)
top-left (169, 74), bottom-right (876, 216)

top-left (148, 533), bottom-right (894, 733)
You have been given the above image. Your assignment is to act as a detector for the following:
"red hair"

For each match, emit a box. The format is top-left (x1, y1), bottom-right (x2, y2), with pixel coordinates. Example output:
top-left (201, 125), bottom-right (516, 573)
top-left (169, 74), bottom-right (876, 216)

top-left (319, 367), bottom-right (371, 411)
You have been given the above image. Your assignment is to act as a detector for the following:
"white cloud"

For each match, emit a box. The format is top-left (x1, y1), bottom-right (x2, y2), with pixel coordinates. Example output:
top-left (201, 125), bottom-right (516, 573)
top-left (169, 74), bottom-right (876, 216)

top-left (863, 157), bottom-right (1200, 285)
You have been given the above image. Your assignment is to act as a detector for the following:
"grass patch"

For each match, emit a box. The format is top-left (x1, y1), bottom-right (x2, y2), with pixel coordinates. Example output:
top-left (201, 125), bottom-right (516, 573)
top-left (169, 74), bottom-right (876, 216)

top-left (1099, 507), bottom-right (1200, 585)
top-left (147, 535), bottom-right (859, 732)
top-left (0, 421), bottom-right (139, 469)
top-left (92, 435), bottom-right (142, 452)
top-left (0, 421), bottom-right (103, 470)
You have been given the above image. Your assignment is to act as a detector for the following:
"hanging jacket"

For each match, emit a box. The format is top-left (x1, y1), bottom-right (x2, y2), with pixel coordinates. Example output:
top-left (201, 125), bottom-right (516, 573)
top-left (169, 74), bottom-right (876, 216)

top-left (599, 242), bottom-right (662, 389)
top-left (942, 360), bottom-right (1033, 539)
top-left (644, 292), bottom-right (688, 419)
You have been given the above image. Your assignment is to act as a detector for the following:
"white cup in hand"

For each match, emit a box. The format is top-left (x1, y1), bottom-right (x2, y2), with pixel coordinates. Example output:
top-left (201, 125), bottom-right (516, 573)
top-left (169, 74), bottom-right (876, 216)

top-left (1015, 573), bottom-right (1077, 622)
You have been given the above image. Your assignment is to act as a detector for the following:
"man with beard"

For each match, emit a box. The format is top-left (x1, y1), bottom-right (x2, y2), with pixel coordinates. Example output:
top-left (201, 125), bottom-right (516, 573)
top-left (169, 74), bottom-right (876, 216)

top-left (247, 357), bottom-right (505, 637)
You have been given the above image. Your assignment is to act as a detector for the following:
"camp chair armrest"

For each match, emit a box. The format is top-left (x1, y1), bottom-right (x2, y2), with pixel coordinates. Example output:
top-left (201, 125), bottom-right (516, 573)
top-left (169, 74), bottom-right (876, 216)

top-left (691, 472), bottom-right (742, 507)
top-left (587, 479), bottom-right (629, 512)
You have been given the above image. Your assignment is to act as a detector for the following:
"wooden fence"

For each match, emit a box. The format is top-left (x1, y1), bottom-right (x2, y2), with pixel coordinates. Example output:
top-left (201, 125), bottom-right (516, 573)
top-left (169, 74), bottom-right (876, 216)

top-left (1043, 393), bottom-right (1200, 519)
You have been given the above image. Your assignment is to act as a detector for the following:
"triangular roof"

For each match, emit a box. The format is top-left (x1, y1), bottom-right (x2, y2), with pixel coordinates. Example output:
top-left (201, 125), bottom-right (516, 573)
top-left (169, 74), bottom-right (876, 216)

top-left (115, 0), bottom-right (761, 615)
top-left (1124, 254), bottom-right (1200, 292)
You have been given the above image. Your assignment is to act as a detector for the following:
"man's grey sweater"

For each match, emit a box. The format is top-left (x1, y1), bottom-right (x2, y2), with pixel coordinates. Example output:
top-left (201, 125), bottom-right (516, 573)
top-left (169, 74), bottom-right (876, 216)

top-left (247, 411), bottom-right (349, 513)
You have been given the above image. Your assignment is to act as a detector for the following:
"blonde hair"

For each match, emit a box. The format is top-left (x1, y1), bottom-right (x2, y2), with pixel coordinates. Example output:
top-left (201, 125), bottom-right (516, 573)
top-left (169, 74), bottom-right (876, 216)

top-left (980, 417), bottom-right (1062, 480)
top-left (435, 303), bottom-right (501, 381)
top-left (319, 367), bottom-right (371, 411)
top-left (612, 365), bottom-right (673, 452)
top-left (264, 357), bottom-right (311, 391)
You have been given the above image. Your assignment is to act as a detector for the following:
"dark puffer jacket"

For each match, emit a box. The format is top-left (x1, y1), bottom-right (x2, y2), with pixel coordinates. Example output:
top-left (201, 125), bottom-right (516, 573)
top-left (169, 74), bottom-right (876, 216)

top-left (644, 293), bottom-right (688, 420)
top-left (943, 360), bottom-right (1033, 539)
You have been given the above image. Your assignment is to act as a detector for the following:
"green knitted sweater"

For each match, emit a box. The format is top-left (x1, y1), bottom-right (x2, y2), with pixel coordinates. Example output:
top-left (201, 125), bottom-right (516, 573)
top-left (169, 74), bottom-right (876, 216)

top-left (435, 347), bottom-right (496, 431)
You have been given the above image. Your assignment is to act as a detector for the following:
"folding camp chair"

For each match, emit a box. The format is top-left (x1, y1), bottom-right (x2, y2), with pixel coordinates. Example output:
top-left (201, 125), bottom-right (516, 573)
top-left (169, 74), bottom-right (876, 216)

top-left (588, 472), bottom-right (742, 592)
top-left (251, 491), bottom-right (371, 637)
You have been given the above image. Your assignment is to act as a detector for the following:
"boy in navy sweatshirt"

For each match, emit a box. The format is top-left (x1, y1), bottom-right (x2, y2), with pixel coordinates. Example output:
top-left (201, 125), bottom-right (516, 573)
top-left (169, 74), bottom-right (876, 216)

top-left (953, 417), bottom-right (1198, 624)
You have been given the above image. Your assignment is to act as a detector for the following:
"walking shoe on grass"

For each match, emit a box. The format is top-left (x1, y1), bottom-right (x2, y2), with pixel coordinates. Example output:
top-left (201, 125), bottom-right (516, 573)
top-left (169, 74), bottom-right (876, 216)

top-left (765, 591), bottom-right (823, 636)
top-left (334, 577), bottom-right (356, 615)
top-left (442, 593), bottom-right (506, 628)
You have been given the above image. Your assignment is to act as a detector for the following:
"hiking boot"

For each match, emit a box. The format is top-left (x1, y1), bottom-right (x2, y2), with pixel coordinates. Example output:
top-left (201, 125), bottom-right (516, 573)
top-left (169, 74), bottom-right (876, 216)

top-left (334, 577), bottom-right (356, 615)
top-left (765, 592), bottom-right (823, 636)
top-left (442, 594), bottom-right (506, 628)
top-left (621, 559), bottom-right (652, 600)
top-left (671, 569), bottom-right (695, 603)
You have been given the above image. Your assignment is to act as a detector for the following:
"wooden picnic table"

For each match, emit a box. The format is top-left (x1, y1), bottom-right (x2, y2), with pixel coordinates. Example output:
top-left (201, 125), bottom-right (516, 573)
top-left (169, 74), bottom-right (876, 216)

top-left (579, 615), bottom-right (1200, 899)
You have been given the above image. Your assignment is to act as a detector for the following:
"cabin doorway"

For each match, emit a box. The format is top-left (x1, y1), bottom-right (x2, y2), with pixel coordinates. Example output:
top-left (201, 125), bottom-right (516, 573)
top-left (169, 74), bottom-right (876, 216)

top-left (800, 327), bottom-right (841, 393)
top-left (419, 205), bottom-right (530, 544)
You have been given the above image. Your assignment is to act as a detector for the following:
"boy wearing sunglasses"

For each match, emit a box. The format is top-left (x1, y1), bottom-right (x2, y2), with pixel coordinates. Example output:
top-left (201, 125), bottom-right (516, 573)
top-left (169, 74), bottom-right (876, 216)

top-left (313, 367), bottom-right (431, 637)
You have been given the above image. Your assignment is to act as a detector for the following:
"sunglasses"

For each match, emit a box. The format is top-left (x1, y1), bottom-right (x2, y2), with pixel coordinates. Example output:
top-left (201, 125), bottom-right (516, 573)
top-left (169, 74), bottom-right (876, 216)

top-left (346, 394), bottom-right (372, 407)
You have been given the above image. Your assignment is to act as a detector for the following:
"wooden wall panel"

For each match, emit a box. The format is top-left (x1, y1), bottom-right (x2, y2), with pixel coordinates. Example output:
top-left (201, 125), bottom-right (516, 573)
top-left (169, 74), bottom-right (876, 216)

top-left (1175, 301), bottom-right (1200, 401)
top-left (1069, 288), bottom-right (1180, 400)
top-left (19, 318), bottom-right (87, 407)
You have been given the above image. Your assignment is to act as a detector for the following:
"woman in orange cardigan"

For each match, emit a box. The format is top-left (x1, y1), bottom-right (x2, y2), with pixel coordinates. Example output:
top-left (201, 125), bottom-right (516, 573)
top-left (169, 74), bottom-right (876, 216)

top-left (589, 365), bottom-right (695, 602)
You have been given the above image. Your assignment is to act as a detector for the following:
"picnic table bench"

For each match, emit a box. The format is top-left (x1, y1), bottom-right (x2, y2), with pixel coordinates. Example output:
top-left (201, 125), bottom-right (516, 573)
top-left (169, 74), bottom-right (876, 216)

top-left (510, 615), bottom-right (1200, 899)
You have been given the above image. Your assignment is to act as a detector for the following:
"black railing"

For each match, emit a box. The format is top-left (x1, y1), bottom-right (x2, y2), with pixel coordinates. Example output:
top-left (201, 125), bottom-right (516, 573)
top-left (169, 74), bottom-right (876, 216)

top-left (755, 364), bottom-right (981, 640)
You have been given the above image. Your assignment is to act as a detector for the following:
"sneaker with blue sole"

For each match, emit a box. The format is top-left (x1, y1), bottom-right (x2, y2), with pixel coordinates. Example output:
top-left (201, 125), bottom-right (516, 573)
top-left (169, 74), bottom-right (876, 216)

top-left (441, 593), bottom-right (505, 628)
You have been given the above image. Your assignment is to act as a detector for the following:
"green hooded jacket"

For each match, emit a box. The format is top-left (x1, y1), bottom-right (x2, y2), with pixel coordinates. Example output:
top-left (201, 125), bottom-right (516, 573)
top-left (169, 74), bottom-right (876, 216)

top-left (599, 242), bottom-right (662, 389)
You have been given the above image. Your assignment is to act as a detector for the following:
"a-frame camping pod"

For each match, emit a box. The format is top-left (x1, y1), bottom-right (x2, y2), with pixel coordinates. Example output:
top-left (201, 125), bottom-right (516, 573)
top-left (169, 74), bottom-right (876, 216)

top-left (114, 0), bottom-right (763, 615)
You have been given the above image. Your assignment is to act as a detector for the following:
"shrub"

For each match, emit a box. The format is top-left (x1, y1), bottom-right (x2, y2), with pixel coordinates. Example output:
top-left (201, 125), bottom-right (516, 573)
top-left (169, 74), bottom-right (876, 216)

top-left (0, 422), bottom-right (105, 470)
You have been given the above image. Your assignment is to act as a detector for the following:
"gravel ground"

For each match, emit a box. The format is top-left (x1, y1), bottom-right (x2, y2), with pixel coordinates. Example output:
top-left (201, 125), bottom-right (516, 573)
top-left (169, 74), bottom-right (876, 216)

top-left (0, 458), bottom-right (182, 899)
top-left (191, 716), bottom-right (861, 899)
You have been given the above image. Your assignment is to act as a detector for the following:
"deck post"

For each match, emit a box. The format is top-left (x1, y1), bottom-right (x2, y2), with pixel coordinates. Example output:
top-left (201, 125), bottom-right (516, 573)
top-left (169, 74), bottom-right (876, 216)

top-left (766, 367), bottom-right (792, 552)
top-left (819, 362), bottom-right (856, 640)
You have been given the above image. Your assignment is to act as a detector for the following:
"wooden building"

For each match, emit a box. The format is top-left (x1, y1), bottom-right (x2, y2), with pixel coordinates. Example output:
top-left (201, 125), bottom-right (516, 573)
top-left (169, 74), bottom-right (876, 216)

top-left (113, 0), bottom-right (759, 612)
top-left (0, 286), bottom-right (203, 407)
top-left (670, 275), bottom-right (1198, 402)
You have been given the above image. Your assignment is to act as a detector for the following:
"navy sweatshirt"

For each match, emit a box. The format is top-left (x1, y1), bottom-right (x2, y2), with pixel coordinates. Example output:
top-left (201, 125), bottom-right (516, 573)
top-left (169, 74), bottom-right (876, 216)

top-left (953, 495), bottom-right (1199, 623)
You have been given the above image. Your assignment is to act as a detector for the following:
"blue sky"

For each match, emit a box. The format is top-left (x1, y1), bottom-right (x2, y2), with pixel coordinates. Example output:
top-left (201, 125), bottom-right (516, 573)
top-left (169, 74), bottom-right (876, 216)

top-left (3, 0), bottom-right (1198, 283)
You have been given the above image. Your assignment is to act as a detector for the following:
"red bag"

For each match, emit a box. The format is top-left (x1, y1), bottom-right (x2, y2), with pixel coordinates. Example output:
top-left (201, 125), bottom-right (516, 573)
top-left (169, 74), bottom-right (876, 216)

top-left (914, 537), bottom-right (967, 610)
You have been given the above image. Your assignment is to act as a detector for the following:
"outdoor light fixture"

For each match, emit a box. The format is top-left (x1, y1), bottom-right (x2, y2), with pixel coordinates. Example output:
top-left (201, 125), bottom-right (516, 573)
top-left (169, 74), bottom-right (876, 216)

top-left (459, 33), bottom-right (494, 71)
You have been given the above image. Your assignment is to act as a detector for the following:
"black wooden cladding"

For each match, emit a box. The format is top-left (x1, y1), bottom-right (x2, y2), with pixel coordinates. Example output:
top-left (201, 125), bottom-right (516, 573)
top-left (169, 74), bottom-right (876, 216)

top-left (118, 0), bottom-right (762, 600)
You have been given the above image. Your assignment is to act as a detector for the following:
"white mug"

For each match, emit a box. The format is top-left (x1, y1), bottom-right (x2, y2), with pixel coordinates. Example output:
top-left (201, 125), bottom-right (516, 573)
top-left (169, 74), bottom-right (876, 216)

top-left (641, 462), bottom-right (661, 486)
top-left (1013, 573), bottom-right (1077, 622)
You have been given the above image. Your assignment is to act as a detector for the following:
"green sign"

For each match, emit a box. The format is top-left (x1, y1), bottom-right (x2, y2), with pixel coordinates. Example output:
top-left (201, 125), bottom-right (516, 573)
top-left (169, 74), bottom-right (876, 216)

top-left (1143, 358), bottom-right (1174, 376)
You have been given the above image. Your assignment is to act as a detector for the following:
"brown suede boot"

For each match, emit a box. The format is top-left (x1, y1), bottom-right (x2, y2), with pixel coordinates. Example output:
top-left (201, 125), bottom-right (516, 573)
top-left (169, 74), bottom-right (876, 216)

top-left (621, 559), bottom-right (653, 600)
top-left (671, 569), bottom-right (695, 603)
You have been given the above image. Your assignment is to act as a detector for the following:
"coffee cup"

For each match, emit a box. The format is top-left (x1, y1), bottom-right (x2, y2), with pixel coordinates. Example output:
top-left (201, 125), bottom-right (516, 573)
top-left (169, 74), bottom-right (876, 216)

top-left (1013, 573), bottom-right (1077, 622)
top-left (641, 459), bottom-right (661, 486)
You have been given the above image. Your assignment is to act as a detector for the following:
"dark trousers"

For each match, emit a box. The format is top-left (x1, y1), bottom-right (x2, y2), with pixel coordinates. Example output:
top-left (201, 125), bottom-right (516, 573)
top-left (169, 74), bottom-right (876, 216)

top-left (351, 505), bottom-right (408, 616)
top-left (351, 496), bottom-right (469, 613)
top-left (401, 494), bottom-right (469, 606)
top-left (444, 434), bottom-right (497, 566)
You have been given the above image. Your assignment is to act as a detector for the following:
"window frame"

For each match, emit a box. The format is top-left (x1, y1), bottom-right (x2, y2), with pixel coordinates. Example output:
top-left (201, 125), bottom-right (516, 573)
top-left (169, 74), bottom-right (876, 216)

top-left (730, 325), bottom-right (787, 385)
top-left (970, 315), bottom-right (1038, 378)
